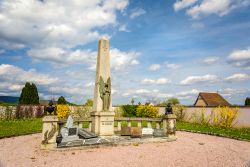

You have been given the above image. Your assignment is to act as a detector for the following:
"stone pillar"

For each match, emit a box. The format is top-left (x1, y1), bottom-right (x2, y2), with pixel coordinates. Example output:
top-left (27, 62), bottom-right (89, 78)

top-left (163, 114), bottom-right (177, 140)
top-left (41, 115), bottom-right (59, 149)
top-left (91, 38), bottom-right (114, 136)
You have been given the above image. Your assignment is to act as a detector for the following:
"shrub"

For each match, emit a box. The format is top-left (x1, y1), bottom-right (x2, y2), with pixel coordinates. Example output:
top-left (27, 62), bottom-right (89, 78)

top-left (71, 106), bottom-right (91, 120)
top-left (114, 106), bottom-right (124, 118)
top-left (136, 105), bottom-right (159, 118)
top-left (4, 106), bottom-right (13, 120)
top-left (211, 106), bottom-right (239, 128)
top-left (122, 105), bottom-right (138, 117)
top-left (36, 105), bottom-right (43, 118)
top-left (57, 96), bottom-right (67, 104)
top-left (84, 99), bottom-right (93, 106)
top-left (190, 108), bottom-right (210, 125)
top-left (173, 104), bottom-right (186, 121)
top-left (56, 104), bottom-right (70, 119)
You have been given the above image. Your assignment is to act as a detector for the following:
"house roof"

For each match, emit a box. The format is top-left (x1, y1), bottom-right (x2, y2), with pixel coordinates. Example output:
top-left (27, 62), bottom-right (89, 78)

top-left (194, 92), bottom-right (231, 107)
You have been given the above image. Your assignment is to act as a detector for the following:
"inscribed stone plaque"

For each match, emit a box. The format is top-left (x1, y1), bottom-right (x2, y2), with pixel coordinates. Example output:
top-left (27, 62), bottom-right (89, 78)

top-left (142, 128), bottom-right (154, 136)
top-left (68, 128), bottom-right (78, 136)
top-left (153, 129), bottom-right (166, 137)
top-left (121, 127), bottom-right (131, 136)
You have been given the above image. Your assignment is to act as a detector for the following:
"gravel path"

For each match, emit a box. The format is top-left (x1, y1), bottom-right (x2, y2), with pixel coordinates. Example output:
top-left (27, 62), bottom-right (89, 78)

top-left (0, 131), bottom-right (250, 167)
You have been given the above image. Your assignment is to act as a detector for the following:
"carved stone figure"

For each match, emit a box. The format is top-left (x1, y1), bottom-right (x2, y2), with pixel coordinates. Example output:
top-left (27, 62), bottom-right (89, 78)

top-left (99, 76), bottom-right (111, 111)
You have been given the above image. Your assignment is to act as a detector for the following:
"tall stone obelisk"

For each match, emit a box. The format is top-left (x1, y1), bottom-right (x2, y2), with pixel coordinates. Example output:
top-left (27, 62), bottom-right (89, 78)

top-left (91, 38), bottom-right (115, 136)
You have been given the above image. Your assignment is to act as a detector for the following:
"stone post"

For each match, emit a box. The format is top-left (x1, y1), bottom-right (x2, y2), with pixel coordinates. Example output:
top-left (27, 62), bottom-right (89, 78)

top-left (41, 115), bottom-right (59, 149)
top-left (91, 38), bottom-right (115, 136)
top-left (163, 114), bottom-right (177, 140)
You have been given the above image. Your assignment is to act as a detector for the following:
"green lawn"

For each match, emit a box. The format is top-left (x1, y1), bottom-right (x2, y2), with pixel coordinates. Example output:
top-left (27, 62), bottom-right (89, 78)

top-left (0, 119), bottom-right (42, 138)
top-left (0, 119), bottom-right (249, 141)
top-left (176, 121), bottom-right (250, 141)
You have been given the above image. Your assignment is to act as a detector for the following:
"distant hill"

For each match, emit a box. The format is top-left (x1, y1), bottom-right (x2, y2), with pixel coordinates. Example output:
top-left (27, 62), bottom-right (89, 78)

top-left (0, 96), bottom-right (19, 104)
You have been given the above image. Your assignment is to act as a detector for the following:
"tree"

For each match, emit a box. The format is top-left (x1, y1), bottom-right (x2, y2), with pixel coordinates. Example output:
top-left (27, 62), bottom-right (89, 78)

top-left (166, 97), bottom-right (180, 106)
top-left (19, 82), bottom-right (39, 104)
top-left (84, 99), bottom-right (93, 106)
top-left (158, 97), bottom-right (180, 107)
top-left (57, 96), bottom-right (67, 104)
top-left (131, 98), bottom-right (135, 105)
top-left (245, 97), bottom-right (250, 106)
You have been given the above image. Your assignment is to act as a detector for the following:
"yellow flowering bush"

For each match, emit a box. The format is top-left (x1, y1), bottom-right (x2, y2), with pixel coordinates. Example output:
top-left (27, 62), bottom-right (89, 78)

top-left (210, 106), bottom-right (239, 128)
top-left (136, 105), bottom-right (159, 118)
top-left (56, 104), bottom-right (70, 119)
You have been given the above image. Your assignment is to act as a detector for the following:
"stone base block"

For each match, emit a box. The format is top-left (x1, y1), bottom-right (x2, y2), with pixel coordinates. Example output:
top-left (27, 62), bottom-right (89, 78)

top-left (91, 111), bottom-right (115, 136)
top-left (41, 115), bottom-right (59, 149)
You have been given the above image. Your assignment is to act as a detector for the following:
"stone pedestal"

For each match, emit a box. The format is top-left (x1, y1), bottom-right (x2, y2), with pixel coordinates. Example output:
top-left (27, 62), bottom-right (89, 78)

top-left (91, 111), bottom-right (115, 136)
top-left (41, 115), bottom-right (59, 149)
top-left (163, 114), bottom-right (177, 140)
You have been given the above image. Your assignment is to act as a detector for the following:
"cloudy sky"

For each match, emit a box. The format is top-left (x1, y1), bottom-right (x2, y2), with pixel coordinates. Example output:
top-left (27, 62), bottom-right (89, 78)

top-left (0, 0), bottom-right (250, 105)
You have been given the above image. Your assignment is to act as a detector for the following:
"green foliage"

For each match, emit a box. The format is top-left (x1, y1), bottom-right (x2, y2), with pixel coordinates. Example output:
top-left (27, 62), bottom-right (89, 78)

top-left (0, 118), bottom-right (42, 138)
top-left (121, 105), bottom-right (138, 117)
top-left (176, 121), bottom-right (250, 141)
top-left (57, 96), bottom-right (67, 104)
top-left (136, 105), bottom-right (159, 118)
top-left (19, 82), bottom-right (39, 104)
top-left (131, 98), bottom-right (135, 105)
top-left (157, 97), bottom-right (180, 107)
top-left (173, 104), bottom-right (186, 121)
top-left (84, 99), bottom-right (93, 106)
top-left (71, 107), bottom-right (91, 120)
top-left (166, 97), bottom-right (180, 106)
top-left (245, 97), bottom-right (250, 106)
top-left (114, 107), bottom-right (124, 118)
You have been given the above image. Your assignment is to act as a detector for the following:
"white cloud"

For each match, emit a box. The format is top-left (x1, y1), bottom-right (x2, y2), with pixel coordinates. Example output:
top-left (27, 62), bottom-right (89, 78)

top-left (174, 0), bottom-right (198, 11)
top-left (130, 8), bottom-right (146, 19)
top-left (224, 73), bottom-right (250, 81)
top-left (28, 47), bottom-right (97, 64)
top-left (174, 0), bottom-right (250, 19)
top-left (0, 64), bottom-right (58, 85)
top-left (227, 47), bottom-right (250, 68)
top-left (165, 62), bottom-right (181, 70)
top-left (149, 64), bottom-right (161, 71)
top-left (141, 78), bottom-right (171, 85)
top-left (110, 48), bottom-right (140, 71)
top-left (119, 24), bottom-right (130, 32)
top-left (176, 89), bottom-right (200, 99)
top-left (180, 74), bottom-right (218, 85)
top-left (219, 88), bottom-right (248, 97)
top-left (0, 0), bottom-right (129, 49)
top-left (202, 57), bottom-right (219, 64)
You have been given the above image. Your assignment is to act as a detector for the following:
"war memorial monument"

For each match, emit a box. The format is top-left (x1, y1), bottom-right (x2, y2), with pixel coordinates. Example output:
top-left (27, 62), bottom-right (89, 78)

top-left (41, 38), bottom-right (177, 149)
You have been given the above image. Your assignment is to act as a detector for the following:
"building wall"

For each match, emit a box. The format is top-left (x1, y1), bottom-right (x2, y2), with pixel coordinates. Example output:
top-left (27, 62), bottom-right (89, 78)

top-left (194, 97), bottom-right (207, 107)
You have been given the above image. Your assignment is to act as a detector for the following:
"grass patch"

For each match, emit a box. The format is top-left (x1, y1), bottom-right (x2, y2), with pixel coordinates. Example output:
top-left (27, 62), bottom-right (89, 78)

top-left (82, 122), bottom-right (89, 128)
top-left (176, 121), bottom-right (250, 141)
top-left (121, 121), bottom-right (128, 127)
top-left (131, 121), bottom-right (138, 127)
top-left (0, 118), bottom-right (42, 138)
top-left (141, 121), bottom-right (147, 127)
top-left (114, 121), bottom-right (118, 127)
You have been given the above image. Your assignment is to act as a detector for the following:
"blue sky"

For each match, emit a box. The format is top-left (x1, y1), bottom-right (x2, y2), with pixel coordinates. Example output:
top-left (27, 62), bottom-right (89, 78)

top-left (0, 0), bottom-right (250, 105)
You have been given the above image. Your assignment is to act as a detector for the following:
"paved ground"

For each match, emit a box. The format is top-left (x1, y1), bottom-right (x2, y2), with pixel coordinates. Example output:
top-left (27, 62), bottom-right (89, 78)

top-left (0, 131), bottom-right (250, 167)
